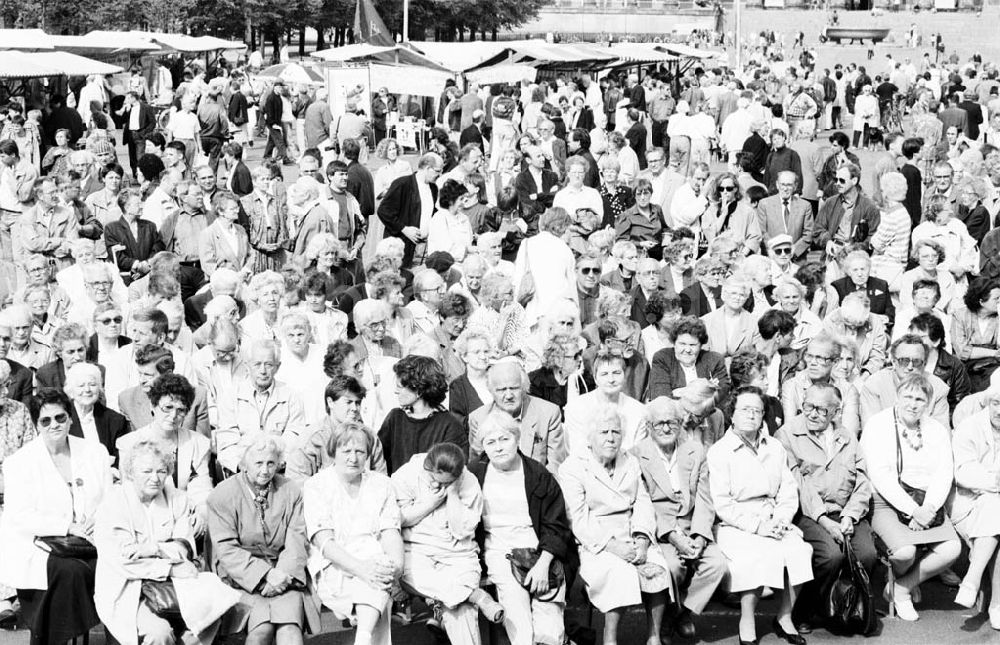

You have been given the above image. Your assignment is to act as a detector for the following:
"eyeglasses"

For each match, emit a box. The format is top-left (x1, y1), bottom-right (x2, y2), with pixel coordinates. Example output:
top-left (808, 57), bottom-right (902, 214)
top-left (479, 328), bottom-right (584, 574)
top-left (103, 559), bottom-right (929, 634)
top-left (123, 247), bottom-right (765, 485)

top-left (86, 280), bottom-right (111, 288)
top-left (653, 419), bottom-right (682, 431)
top-left (580, 267), bottom-right (601, 275)
top-left (98, 316), bottom-right (123, 325)
top-left (802, 402), bottom-right (833, 416)
top-left (735, 406), bottom-right (765, 417)
top-left (565, 352), bottom-right (583, 360)
top-left (772, 247), bottom-right (792, 256)
top-left (835, 177), bottom-right (851, 184)
top-left (804, 353), bottom-right (836, 365)
top-left (934, 174), bottom-right (953, 180)
top-left (366, 320), bottom-right (388, 329)
top-left (38, 412), bottom-right (68, 428)
top-left (157, 403), bottom-right (189, 417)
top-left (894, 357), bottom-right (925, 368)
top-left (635, 189), bottom-right (653, 195)
top-left (719, 185), bottom-right (737, 192)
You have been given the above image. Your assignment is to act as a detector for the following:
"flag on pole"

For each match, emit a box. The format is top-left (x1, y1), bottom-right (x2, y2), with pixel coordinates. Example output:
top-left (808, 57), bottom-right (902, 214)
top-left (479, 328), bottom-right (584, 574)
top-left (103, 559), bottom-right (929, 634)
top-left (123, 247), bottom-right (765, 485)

top-left (354, 0), bottom-right (395, 46)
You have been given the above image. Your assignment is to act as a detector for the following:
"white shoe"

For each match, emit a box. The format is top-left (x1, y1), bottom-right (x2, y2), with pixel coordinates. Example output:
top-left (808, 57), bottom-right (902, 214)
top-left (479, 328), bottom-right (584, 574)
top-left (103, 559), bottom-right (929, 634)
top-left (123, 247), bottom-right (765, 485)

top-left (989, 606), bottom-right (1000, 630)
top-left (955, 584), bottom-right (978, 609)
top-left (893, 584), bottom-right (919, 622)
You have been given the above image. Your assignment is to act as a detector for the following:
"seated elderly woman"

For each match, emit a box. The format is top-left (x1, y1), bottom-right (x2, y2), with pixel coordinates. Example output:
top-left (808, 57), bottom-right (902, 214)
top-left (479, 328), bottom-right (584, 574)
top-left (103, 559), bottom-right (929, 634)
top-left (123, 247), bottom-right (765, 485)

top-left (681, 255), bottom-right (727, 318)
top-left (350, 299), bottom-right (403, 362)
top-left (65, 361), bottom-right (130, 464)
top-left (899, 239), bottom-right (958, 314)
top-left (773, 277), bottom-right (823, 351)
top-left (469, 411), bottom-right (573, 645)
top-left (303, 233), bottom-right (354, 300)
top-left (392, 442), bottom-right (503, 644)
top-left (649, 316), bottom-right (730, 404)
top-left (559, 405), bottom-right (671, 645)
top-left (523, 299), bottom-right (581, 373)
top-left (860, 374), bottom-right (961, 621)
top-left (448, 327), bottom-right (494, 423)
top-left (912, 193), bottom-right (979, 286)
top-left (822, 291), bottom-right (888, 382)
top-left (564, 348), bottom-right (649, 456)
top-left (117, 374), bottom-right (213, 537)
top-left (55, 237), bottom-right (127, 306)
top-left (304, 422), bottom-right (402, 645)
top-left (0, 388), bottom-right (112, 645)
top-left (368, 270), bottom-right (414, 343)
top-left (780, 334), bottom-right (862, 436)
top-left (88, 301), bottom-right (130, 364)
top-left (240, 271), bottom-right (285, 344)
top-left (298, 272), bottom-right (349, 348)
top-left (35, 323), bottom-right (91, 391)
top-left (706, 387), bottom-right (813, 645)
top-left (95, 439), bottom-right (240, 645)
top-left (528, 333), bottom-right (594, 411)
top-left (602, 240), bottom-right (639, 293)
top-left (192, 294), bottom-right (243, 349)
top-left (701, 276), bottom-right (757, 361)
top-left (951, 383), bottom-right (1000, 627)
top-left (658, 238), bottom-right (697, 299)
top-left (274, 312), bottom-right (327, 423)
top-left (467, 272), bottom-right (527, 360)
top-left (951, 276), bottom-right (1000, 392)
top-left (22, 284), bottom-right (60, 350)
top-left (630, 397), bottom-right (727, 640)
top-left (208, 435), bottom-right (319, 645)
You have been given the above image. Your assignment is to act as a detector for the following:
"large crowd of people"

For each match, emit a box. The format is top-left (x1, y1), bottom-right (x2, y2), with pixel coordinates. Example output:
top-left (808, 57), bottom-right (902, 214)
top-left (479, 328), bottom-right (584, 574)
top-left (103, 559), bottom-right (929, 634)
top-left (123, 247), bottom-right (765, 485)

top-left (1, 39), bottom-right (1000, 645)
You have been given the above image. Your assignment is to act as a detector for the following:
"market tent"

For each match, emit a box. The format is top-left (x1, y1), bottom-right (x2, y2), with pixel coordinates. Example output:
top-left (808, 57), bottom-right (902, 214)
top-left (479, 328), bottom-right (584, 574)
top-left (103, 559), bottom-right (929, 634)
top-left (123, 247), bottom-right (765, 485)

top-left (0, 52), bottom-right (61, 78)
top-left (606, 43), bottom-right (679, 64)
top-left (0, 29), bottom-right (55, 51)
top-left (465, 63), bottom-right (537, 85)
top-left (29, 51), bottom-right (124, 76)
top-left (468, 41), bottom-right (617, 72)
top-left (408, 40), bottom-right (516, 74)
top-left (51, 32), bottom-right (162, 55)
top-left (312, 43), bottom-right (450, 72)
top-left (111, 31), bottom-right (245, 53)
top-left (259, 62), bottom-right (324, 85)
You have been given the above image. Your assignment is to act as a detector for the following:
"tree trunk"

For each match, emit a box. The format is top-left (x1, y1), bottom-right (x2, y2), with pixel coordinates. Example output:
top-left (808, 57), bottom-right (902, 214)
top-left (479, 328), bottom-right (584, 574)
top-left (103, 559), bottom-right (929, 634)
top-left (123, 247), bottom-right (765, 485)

top-left (316, 25), bottom-right (326, 51)
top-left (243, 9), bottom-right (252, 47)
top-left (348, 27), bottom-right (355, 44)
top-left (270, 28), bottom-right (281, 64)
top-left (298, 26), bottom-right (306, 57)
top-left (492, 28), bottom-right (498, 40)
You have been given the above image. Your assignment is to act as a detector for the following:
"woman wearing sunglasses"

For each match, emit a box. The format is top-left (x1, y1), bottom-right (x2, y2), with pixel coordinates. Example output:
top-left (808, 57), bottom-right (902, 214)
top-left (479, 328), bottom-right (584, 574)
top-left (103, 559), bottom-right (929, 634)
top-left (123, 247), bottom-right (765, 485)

top-left (615, 177), bottom-right (667, 261)
top-left (702, 172), bottom-right (762, 259)
top-left (0, 387), bottom-right (112, 645)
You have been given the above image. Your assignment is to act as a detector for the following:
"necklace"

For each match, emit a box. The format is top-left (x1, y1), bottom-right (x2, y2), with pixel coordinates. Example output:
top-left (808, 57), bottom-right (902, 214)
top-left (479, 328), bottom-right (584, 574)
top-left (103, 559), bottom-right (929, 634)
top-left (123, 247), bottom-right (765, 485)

top-left (897, 418), bottom-right (923, 451)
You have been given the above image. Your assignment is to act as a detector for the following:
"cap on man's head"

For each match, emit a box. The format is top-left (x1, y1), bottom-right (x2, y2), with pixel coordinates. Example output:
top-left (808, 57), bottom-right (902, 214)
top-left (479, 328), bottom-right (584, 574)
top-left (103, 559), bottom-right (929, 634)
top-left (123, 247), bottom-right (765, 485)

top-left (767, 234), bottom-right (794, 250)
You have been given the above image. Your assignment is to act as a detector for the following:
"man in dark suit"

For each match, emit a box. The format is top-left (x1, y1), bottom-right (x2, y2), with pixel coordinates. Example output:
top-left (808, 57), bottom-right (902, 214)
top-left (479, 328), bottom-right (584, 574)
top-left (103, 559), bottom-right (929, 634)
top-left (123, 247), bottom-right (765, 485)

top-left (459, 109), bottom-right (486, 151)
top-left (222, 142), bottom-right (253, 197)
top-left (262, 80), bottom-right (291, 165)
top-left (121, 90), bottom-right (156, 178)
top-left (624, 108), bottom-right (648, 170)
top-left (829, 251), bottom-right (894, 321)
top-left (514, 145), bottom-right (559, 234)
top-left (813, 162), bottom-right (880, 255)
top-left (183, 269), bottom-right (245, 329)
top-left (343, 138), bottom-right (375, 219)
top-left (958, 88), bottom-right (984, 141)
top-left (377, 152), bottom-right (442, 267)
top-left (938, 92), bottom-right (969, 140)
top-left (104, 210), bottom-right (166, 285)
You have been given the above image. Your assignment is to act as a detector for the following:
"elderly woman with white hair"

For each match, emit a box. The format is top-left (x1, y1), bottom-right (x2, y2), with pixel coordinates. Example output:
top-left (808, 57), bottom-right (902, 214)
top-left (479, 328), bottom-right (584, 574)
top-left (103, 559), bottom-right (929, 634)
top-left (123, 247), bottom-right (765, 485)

top-left (192, 294), bottom-right (242, 348)
top-left (208, 435), bottom-right (320, 644)
top-left (448, 328), bottom-right (496, 423)
top-left (275, 312), bottom-right (327, 424)
top-left (241, 271), bottom-right (285, 343)
top-left (466, 272), bottom-right (526, 359)
top-left (200, 190), bottom-right (252, 279)
top-left (860, 374), bottom-right (961, 621)
top-left (773, 276), bottom-right (822, 351)
top-left (559, 405), bottom-right (671, 645)
top-left (469, 412), bottom-right (573, 645)
top-left (528, 332), bottom-right (593, 411)
top-left (476, 231), bottom-right (515, 277)
top-left (350, 299), bottom-right (403, 361)
top-left (291, 177), bottom-right (334, 258)
top-left (305, 423), bottom-right (403, 645)
top-left (303, 233), bottom-right (354, 301)
top-left (822, 291), bottom-right (888, 381)
top-left (35, 323), bottom-right (89, 392)
top-left (64, 361), bottom-right (130, 464)
top-left (95, 439), bottom-right (240, 645)
top-left (56, 238), bottom-right (126, 303)
top-left (450, 253), bottom-right (488, 309)
top-left (870, 171), bottom-right (913, 293)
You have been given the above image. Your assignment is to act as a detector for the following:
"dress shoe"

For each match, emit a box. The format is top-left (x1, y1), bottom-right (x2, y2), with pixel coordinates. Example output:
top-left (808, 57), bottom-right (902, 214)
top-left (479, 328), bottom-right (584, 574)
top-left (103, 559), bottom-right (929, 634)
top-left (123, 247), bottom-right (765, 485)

top-left (892, 584), bottom-right (919, 622)
top-left (737, 638), bottom-right (758, 645)
top-left (674, 609), bottom-right (696, 639)
top-left (793, 621), bottom-right (813, 635)
top-left (772, 618), bottom-right (807, 645)
top-left (939, 568), bottom-right (963, 587)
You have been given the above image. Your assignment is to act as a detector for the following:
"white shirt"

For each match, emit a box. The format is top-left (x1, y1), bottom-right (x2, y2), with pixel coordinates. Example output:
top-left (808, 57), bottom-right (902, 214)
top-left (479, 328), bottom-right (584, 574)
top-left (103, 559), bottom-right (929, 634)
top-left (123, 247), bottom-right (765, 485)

top-left (416, 179), bottom-right (433, 237)
top-left (75, 403), bottom-right (99, 445)
top-left (658, 447), bottom-right (682, 493)
top-left (166, 110), bottom-right (199, 140)
top-left (482, 463), bottom-right (538, 551)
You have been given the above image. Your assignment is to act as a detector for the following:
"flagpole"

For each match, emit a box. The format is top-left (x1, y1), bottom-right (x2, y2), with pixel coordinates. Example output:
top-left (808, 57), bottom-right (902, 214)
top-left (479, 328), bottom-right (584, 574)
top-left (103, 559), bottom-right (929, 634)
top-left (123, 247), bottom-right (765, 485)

top-left (403, 0), bottom-right (409, 42)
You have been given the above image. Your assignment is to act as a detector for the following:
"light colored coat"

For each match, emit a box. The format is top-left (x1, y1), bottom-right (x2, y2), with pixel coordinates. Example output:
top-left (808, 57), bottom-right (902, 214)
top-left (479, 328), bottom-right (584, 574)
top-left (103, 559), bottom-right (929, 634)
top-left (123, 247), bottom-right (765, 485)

top-left (214, 380), bottom-right (308, 473)
top-left (949, 409), bottom-right (1000, 537)
top-left (116, 426), bottom-right (213, 510)
top-left (0, 436), bottom-right (112, 589)
top-left (468, 396), bottom-right (567, 473)
top-left (563, 390), bottom-right (649, 457)
top-left (701, 308), bottom-right (759, 358)
top-left (756, 194), bottom-right (814, 258)
top-left (630, 438), bottom-right (715, 540)
top-left (94, 484), bottom-right (240, 645)
top-left (199, 219), bottom-right (251, 277)
top-left (858, 368), bottom-right (951, 430)
top-left (513, 232), bottom-right (578, 328)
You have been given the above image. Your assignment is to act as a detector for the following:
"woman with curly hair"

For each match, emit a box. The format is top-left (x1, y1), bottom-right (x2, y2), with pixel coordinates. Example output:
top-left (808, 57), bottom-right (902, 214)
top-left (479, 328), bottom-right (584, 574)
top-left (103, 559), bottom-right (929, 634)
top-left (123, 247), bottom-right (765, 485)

top-left (378, 355), bottom-right (467, 474)
top-left (640, 292), bottom-right (684, 365)
top-left (303, 233), bottom-right (354, 302)
top-left (369, 270), bottom-right (415, 344)
top-left (648, 316), bottom-right (730, 403)
top-left (374, 138), bottom-right (413, 199)
top-left (597, 156), bottom-right (634, 230)
top-left (240, 271), bottom-right (285, 343)
top-left (680, 255), bottom-right (727, 318)
top-left (466, 272), bottom-right (527, 360)
top-left (427, 180), bottom-right (473, 262)
top-left (951, 276), bottom-right (1000, 392)
top-left (528, 332), bottom-right (594, 411)
top-left (899, 238), bottom-right (957, 313)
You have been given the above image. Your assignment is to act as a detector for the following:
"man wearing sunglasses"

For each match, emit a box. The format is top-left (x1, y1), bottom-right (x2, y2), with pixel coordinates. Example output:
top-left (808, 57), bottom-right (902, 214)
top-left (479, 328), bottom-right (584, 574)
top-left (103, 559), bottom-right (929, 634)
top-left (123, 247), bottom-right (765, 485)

top-left (575, 253), bottom-right (612, 327)
top-left (858, 334), bottom-right (950, 430)
top-left (766, 234), bottom-right (797, 282)
top-left (813, 162), bottom-right (880, 258)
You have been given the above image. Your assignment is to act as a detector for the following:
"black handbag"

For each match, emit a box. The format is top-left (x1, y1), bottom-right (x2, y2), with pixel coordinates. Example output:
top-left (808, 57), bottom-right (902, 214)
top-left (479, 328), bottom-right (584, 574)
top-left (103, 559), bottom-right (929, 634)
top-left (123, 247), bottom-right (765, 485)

top-left (892, 412), bottom-right (944, 528)
top-left (506, 548), bottom-right (565, 602)
top-left (141, 580), bottom-right (182, 619)
top-left (34, 535), bottom-right (97, 559)
top-left (824, 540), bottom-right (877, 636)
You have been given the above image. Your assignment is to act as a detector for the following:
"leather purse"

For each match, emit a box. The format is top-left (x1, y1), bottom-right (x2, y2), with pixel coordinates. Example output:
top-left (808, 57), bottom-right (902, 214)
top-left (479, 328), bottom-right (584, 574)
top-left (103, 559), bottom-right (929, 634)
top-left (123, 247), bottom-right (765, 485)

top-left (34, 535), bottom-right (97, 559)
top-left (506, 548), bottom-right (564, 601)
top-left (141, 580), bottom-right (182, 619)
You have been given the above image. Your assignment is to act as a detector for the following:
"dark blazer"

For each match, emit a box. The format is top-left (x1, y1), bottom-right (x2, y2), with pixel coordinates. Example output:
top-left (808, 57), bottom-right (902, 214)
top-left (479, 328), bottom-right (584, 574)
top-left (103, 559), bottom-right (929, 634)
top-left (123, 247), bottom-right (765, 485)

top-left (813, 192), bottom-right (881, 249)
top-left (229, 161), bottom-right (253, 197)
top-left (377, 173), bottom-right (438, 267)
top-left (528, 366), bottom-right (595, 415)
top-left (86, 334), bottom-right (131, 364)
top-left (36, 359), bottom-right (106, 391)
top-left (68, 402), bottom-right (130, 465)
top-left (934, 349), bottom-right (972, 415)
top-left (337, 283), bottom-right (369, 320)
top-left (625, 122), bottom-right (648, 169)
top-left (648, 347), bottom-right (731, 403)
top-left (630, 286), bottom-right (653, 329)
top-left (680, 282), bottom-right (720, 318)
top-left (459, 124), bottom-right (484, 150)
top-left (262, 91), bottom-right (283, 127)
top-left (228, 91), bottom-right (249, 126)
top-left (122, 101), bottom-right (156, 143)
top-left (347, 161), bottom-right (376, 218)
top-left (830, 276), bottom-right (894, 321)
top-left (514, 168), bottom-right (560, 227)
top-left (448, 373), bottom-right (483, 425)
top-left (469, 453), bottom-right (576, 567)
top-left (958, 204), bottom-right (990, 245)
top-left (7, 359), bottom-right (33, 405)
top-left (104, 216), bottom-right (166, 275)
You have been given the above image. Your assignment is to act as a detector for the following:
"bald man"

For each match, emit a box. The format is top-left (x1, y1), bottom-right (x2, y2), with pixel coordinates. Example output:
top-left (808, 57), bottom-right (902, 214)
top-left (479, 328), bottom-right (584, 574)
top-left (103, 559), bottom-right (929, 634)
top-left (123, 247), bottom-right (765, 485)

top-left (756, 170), bottom-right (814, 260)
top-left (468, 360), bottom-right (566, 473)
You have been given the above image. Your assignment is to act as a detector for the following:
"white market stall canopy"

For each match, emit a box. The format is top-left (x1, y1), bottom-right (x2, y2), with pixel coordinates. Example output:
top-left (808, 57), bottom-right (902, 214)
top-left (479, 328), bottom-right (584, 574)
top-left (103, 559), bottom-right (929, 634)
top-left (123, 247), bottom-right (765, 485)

top-left (0, 29), bottom-right (56, 51)
top-left (312, 43), bottom-right (450, 72)
top-left (83, 31), bottom-right (245, 54)
top-left (465, 63), bottom-right (537, 85)
top-left (408, 40), bottom-right (515, 74)
top-left (0, 50), bottom-right (123, 79)
top-left (49, 32), bottom-right (163, 56)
